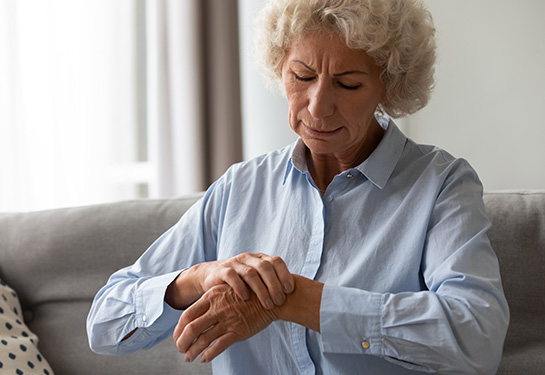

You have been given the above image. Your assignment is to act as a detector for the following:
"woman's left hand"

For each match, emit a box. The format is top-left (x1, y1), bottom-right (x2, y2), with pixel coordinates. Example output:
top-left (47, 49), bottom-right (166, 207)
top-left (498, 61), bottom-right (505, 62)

top-left (173, 284), bottom-right (277, 363)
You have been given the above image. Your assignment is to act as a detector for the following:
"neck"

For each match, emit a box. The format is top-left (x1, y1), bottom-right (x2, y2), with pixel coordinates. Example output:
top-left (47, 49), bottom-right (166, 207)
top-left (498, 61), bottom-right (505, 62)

top-left (306, 121), bottom-right (385, 193)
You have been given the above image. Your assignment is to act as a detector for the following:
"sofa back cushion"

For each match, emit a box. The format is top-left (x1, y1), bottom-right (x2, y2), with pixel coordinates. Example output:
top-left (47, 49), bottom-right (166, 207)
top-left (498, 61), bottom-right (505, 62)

top-left (0, 195), bottom-right (210, 375)
top-left (484, 191), bottom-right (545, 374)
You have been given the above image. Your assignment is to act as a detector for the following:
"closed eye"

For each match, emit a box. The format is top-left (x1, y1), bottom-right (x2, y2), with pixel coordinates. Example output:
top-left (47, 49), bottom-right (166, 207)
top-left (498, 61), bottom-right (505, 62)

top-left (294, 73), bottom-right (315, 82)
top-left (338, 82), bottom-right (361, 90)
top-left (294, 72), bottom-right (361, 90)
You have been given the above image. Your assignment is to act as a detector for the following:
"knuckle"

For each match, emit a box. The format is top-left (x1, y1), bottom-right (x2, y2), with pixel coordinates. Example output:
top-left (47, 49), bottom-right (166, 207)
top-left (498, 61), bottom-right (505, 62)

top-left (234, 252), bottom-right (249, 261)
top-left (222, 267), bottom-right (237, 278)
top-left (183, 308), bottom-right (198, 321)
top-left (242, 267), bottom-right (258, 279)
top-left (184, 322), bottom-right (199, 338)
top-left (269, 256), bottom-right (284, 266)
top-left (256, 259), bottom-right (273, 271)
top-left (193, 333), bottom-right (208, 348)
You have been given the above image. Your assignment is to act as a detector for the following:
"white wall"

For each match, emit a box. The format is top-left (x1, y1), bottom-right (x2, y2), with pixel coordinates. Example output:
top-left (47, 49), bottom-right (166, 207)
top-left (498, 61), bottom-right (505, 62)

top-left (238, 0), bottom-right (294, 160)
top-left (239, 0), bottom-right (545, 190)
top-left (407, 0), bottom-right (545, 190)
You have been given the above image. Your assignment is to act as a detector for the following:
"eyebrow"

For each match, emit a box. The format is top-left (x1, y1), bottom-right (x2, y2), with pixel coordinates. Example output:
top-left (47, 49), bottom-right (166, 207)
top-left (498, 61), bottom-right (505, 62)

top-left (292, 60), bottom-right (369, 76)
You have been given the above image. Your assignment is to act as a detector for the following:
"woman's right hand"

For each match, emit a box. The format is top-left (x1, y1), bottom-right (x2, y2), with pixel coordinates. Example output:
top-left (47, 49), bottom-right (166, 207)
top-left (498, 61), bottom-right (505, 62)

top-left (165, 252), bottom-right (294, 311)
top-left (173, 283), bottom-right (278, 363)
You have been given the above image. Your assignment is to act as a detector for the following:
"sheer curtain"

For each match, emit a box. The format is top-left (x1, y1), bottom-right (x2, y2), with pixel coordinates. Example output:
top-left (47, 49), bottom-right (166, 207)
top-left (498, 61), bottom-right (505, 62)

top-left (0, 0), bottom-right (140, 212)
top-left (146, 0), bottom-right (242, 198)
top-left (0, 0), bottom-right (242, 212)
top-left (146, 0), bottom-right (205, 198)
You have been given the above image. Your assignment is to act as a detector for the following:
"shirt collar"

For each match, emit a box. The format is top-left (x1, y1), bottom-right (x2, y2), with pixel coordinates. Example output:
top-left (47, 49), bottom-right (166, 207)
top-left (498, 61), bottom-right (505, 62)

top-left (283, 119), bottom-right (407, 189)
top-left (283, 139), bottom-right (307, 184)
top-left (355, 119), bottom-right (407, 189)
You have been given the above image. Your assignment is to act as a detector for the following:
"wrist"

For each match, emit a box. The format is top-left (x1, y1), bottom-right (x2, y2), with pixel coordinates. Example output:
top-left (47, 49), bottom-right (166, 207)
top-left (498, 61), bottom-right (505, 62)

top-left (275, 274), bottom-right (323, 332)
top-left (165, 266), bottom-right (203, 310)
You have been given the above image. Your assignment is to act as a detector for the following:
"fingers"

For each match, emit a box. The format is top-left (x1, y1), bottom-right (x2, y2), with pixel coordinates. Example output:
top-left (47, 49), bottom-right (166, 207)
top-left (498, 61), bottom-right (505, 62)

top-left (199, 253), bottom-right (294, 310)
top-left (200, 332), bottom-right (238, 363)
top-left (268, 255), bottom-right (295, 294)
top-left (174, 284), bottom-right (276, 363)
top-left (235, 253), bottom-right (294, 309)
top-left (173, 286), bottom-right (240, 362)
top-left (215, 266), bottom-right (251, 302)
top-left (173, 290), bottom-right (228, 363)
top-left (173, 296), bottom-right (210, 348)
top-left (181, 323), bottom-right (222, 362)
top-left (179, 317), bottom-right (240, 363)
top-left (175, 314), bottom-right (218, 358)
top-left (237, 263), bottom-right (276, 309)
top-left (186, 325), bottom-right (238, 363)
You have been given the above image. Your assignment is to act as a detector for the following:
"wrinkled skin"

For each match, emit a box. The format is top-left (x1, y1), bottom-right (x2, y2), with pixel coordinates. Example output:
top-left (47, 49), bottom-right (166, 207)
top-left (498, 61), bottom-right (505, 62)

top-left (166, 252), bottom-right (294, 312)
top-left (195, 253), bottom-right (294, 309)
top-left (173, 284), bottom-right (278, 363)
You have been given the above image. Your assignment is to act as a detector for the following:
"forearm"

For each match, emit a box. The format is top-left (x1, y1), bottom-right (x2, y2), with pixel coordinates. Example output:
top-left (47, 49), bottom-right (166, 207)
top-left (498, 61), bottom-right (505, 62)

top-left (275, 274), bottom-right (323, 332)
top-left (101, 264), bottom-right (206, 346)
top-left (164, 266), bottom-right (204, 310)
top-left (125, 268), bottom-right (193, 342)
top-left (87, 271), bottom-right (182, 355)
top-left (320, 283), bottom-right (509, 373)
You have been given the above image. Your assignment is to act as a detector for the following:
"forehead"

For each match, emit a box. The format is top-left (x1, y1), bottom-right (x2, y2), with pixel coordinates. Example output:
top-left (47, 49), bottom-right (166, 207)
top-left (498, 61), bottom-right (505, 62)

top-left (286, 30), bottom-right (379, 73)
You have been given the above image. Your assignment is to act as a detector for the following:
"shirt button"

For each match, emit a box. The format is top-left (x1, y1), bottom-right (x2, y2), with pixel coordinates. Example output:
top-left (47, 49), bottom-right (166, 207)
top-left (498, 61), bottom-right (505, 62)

top-left (362, 341), bottom-right (370, 349)
top-left (347, 172), bottom-right (353, 178)
top-left (142, 315), bottom-right (147, 322)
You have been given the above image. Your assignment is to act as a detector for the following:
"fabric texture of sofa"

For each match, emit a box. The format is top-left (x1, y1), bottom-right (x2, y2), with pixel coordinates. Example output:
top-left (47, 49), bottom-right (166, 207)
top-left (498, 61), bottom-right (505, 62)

top-left (0, 190), bottom-right (543, 374)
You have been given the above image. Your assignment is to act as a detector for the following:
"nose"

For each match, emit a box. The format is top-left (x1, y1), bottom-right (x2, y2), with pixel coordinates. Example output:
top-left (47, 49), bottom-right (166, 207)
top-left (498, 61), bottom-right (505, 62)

top-left (308, 80), bottom-right (335, 119)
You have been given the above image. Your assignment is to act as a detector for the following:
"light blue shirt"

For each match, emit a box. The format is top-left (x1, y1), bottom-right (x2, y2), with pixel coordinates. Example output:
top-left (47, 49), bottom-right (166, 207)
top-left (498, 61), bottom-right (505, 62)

top-left (87, 120), bottom-right (509, 374)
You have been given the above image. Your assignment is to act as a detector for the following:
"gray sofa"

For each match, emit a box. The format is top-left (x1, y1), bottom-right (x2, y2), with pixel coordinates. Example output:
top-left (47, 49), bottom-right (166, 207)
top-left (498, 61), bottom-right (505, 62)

top-left (0, 191), bottom-right (543, 375)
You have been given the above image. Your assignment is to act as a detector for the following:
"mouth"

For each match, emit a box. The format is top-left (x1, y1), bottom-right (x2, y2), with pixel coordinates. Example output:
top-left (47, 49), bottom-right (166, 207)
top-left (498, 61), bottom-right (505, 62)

top-left (303, 123), bottom-right (342, 137)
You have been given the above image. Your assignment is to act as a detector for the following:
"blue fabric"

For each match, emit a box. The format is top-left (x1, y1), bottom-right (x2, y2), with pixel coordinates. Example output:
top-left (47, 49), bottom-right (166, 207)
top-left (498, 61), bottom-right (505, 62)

top-left (87, 120), bottom-right (509, 374)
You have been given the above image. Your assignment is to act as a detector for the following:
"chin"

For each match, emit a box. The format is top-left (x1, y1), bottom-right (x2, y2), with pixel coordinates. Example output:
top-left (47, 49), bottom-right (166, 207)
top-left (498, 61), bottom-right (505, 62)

top-left (302, 138), bottom-right (343, 156)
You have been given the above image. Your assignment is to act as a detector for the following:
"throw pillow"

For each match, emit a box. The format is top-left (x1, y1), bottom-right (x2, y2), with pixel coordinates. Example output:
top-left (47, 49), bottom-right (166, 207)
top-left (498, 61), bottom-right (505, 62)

top-left (0, 279), bottom-right (54, 375)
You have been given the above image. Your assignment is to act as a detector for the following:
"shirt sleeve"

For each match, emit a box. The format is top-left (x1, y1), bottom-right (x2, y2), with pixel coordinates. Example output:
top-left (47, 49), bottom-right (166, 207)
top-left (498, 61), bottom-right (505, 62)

top-left (319, 160), bottom-right (510, 374)
top-left (87, 181), bottom-right (224, 355)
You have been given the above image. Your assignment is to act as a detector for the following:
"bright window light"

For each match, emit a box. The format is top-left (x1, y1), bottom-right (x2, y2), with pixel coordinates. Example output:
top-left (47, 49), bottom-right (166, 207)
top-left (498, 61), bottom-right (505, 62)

top-left (0, 0), bottom-right (149, 212)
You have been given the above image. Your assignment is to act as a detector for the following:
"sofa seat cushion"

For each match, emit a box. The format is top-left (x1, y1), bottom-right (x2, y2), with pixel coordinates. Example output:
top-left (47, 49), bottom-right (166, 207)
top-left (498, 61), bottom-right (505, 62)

top-left (0, 279), bottom-right (54, 375)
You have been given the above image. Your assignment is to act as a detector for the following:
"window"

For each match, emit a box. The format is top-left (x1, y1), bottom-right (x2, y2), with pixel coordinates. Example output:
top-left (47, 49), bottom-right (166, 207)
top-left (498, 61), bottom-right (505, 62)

top-left (0, 0), bottom-right (149, 211)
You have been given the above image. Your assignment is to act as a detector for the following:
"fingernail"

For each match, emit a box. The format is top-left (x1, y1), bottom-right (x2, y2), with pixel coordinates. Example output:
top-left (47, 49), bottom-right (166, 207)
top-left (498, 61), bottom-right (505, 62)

top-left (242, 291), bottom-right (250, 300)
top-left (284, 282), bottom-right (294, 293)
top-left (201, 349), bottom-right (209, 363)
top-left (274, 292), bottom-right (285, 305)
top-left (185, 355), bottom-right (192, 363)
top-left (265, 297), bottom-right (274, 310)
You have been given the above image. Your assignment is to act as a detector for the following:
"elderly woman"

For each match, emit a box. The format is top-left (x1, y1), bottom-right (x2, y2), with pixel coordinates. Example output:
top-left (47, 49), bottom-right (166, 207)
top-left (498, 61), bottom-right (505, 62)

top-left (87, 0), bottom-right (509, 374)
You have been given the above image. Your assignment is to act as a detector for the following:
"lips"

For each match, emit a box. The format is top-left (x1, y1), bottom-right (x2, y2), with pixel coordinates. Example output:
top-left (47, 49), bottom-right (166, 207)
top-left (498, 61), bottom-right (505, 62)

top-left (303, 123), bottom-right (342, 136)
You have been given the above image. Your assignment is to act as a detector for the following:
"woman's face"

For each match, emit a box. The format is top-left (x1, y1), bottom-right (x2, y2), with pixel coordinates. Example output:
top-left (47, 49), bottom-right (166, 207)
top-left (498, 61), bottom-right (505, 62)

top-left (282, 31), bottom-right (386, 164)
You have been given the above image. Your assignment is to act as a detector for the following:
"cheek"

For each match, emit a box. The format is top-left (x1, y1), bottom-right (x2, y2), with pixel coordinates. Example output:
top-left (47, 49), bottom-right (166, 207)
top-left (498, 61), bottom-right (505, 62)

top-left (285, 91), bottom-right (306, 121)
top-left (287, 106), bottom-right (299, 133)
top-left (337, 101), bottom-right (378, 131)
